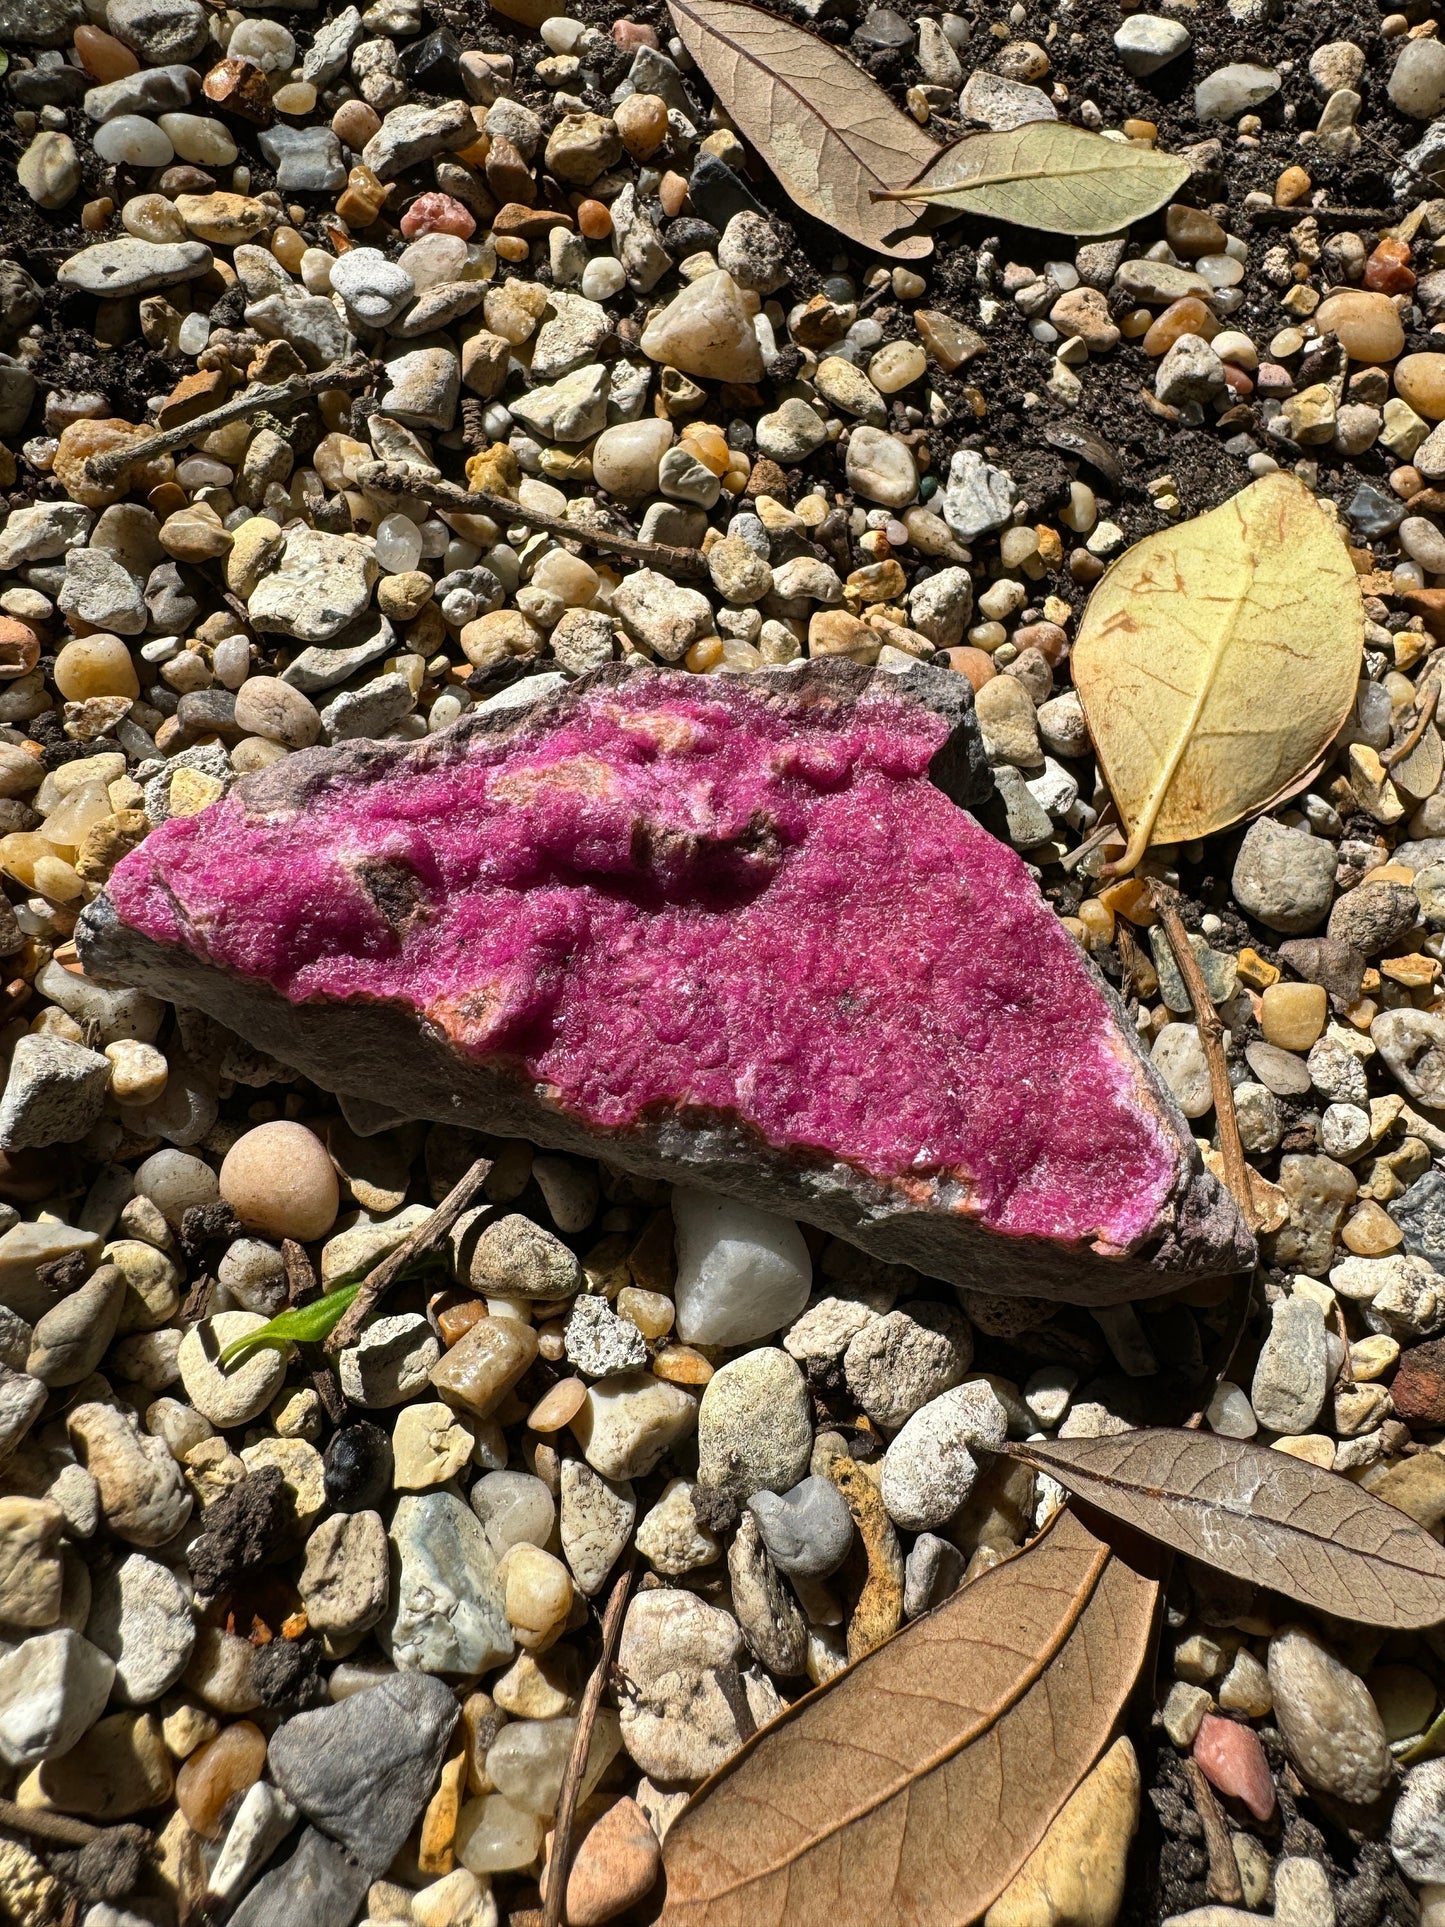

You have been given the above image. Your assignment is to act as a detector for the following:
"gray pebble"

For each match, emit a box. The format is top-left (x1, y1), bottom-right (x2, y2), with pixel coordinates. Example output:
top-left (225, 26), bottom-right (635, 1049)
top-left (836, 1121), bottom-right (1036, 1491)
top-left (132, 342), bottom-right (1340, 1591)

top-left (747, 1475), bottom-right (854, 1579)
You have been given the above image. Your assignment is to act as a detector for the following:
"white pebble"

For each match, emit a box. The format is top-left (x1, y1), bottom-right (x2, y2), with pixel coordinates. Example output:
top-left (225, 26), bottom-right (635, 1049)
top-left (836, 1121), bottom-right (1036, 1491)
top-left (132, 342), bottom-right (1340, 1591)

top-left (671, 1187), bottom-right (812, 1347)
top-left (94, 118), bottom-right (175, 168)
top-left (581, 257), bottom-right (626, 301)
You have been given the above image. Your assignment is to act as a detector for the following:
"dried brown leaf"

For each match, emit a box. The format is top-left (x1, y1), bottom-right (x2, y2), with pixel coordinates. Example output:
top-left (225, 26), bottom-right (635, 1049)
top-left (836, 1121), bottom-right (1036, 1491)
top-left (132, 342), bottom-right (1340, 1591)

top-left (1070, 470), bottom-right (1363, 875)
top-left (656, 1508), bottom-right (1158, 1927)
top-left (1004, 1430), bottom-right (1445, 1631)
top-left (665, 0), bottom-right (939, 259)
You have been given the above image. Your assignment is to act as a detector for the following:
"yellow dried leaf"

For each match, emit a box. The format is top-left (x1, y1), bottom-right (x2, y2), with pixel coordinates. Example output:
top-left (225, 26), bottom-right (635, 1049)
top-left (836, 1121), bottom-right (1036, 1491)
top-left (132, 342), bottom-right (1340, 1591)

top-left (877, 121), bottom-right (1189, 236)
top-left (1071, 472), bottom-right (1363, 874)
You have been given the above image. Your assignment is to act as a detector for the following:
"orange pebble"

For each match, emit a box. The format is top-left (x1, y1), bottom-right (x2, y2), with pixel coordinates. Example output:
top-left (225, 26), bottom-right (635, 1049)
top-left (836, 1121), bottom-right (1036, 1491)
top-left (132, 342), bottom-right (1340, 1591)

top-left (577, 198), bottom-right (612, 240)
top-left (1143, 297), bottom-right (1220, 356)
top-left (658, 170), bottom-right (688, 219)
top-left (74, 23), bottom-right (138, 81)
top-left (1363, 235), bottom-right (1416, 295)
top-left (941, 646), bottom-right (996, 691)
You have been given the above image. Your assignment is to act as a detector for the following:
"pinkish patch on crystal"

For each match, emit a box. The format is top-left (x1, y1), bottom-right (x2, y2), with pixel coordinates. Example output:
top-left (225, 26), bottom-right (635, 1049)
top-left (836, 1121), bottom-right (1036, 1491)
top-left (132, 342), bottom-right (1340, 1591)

top-left (107, 679), bottom-right (1181, 1250)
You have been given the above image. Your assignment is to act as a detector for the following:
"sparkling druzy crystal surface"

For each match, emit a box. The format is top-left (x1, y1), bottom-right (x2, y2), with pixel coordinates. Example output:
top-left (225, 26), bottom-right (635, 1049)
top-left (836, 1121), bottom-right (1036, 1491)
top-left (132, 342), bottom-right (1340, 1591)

top-left (80, 662), bottom-right (1253, 1300)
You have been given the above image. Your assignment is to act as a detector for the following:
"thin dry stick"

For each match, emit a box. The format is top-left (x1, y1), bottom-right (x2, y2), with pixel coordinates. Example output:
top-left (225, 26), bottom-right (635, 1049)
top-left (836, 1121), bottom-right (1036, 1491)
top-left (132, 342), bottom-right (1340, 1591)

top-left (543, 1557), bottom-right (636, 1927)
top-left (1183, 1759), bottom-right (1244, 1905)
top-left (82, 358), bottom-right (379, 486)
top-left (357, 460), bottom-right (713, 581)
top-left (1058, 815), bottom-right (1121, 875)
top-left (0, 1798), bottom-right (105, 1847)
top-left (326, 1156), bottom-right (493, 1353)
top-left (1382, 681), bottom-right (1440, 771)
top-left (282, 1238), bottom-right (317, 1307)
top-left (1148, 883), bottom-right (1260, 1236)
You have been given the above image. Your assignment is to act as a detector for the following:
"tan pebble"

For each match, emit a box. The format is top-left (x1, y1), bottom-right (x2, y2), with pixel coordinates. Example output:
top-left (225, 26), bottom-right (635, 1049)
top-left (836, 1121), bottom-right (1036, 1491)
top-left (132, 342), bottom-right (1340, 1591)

top-left (104, 1040), bottom-right (168, 1105)
top-left (429, 1316), bottom-right (539, 1419)
top-left (54, 635), bottom-right (139, 702)
top-left (37, 1711), bottom-right (174, 1821)
top-left (219, 1121), bottom-right (339, 1241)
top-left (174, 1720), bottom-right (266, 1839)
top-left (1340, 1200), bottom-right (1401, 1255)
top-left (498, 1541), bottom-right (573, 1648)
top-left (564, 1796), bottom-right (662, 1926)
top-left (1272, 1434), bottom-right (1336, 1469)
top-left (615, 1286), bottom-right (672, 1341)
top-left (1396, 352), bottom-right (1445, 420)
top-left (528, 1376), bottom-right (587, 1432)
top-left (1316, 290), bottom-right (1405, 364)
top-left (418, 1748), bottom-right (468, 1876)
top-left (827, 1456), bottom-right (903, 1661)
top-left (650, 1344), bottom-right (713, 1386)
top-left (1259, 981), bottom-right (1327, 1051)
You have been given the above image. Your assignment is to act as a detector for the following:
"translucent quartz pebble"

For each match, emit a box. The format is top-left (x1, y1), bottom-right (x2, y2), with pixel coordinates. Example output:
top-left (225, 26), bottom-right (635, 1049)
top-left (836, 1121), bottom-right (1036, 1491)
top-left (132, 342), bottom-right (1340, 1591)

top-left (375, 514), bottom-right (424, 575)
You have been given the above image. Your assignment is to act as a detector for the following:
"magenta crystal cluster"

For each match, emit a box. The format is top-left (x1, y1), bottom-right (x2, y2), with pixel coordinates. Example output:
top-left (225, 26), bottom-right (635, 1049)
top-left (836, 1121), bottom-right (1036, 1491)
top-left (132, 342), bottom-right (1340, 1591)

top-left (80, 662), bottom-right (1253, 1300)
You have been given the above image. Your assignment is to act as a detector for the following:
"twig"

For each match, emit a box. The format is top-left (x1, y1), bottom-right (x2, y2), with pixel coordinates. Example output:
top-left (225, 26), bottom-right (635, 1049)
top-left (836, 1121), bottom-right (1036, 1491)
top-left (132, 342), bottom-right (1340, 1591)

top-left (325, 1156), bottom-right (492, 1353)
top-left (83, 359), bottom-right (379, 486)
top-left (1059, 816), bottom-right (1120, 874)
top-left (356, 461), bottom-right (713, 581)
top-left (1382, 682), bottom-right (1440, 770)
top-left (282, 1238), bottom-right (318, 1307)
top-left (1183, 1759), bottom-right (1244, 1905)
top-left (178, 1273), bottom-right (214, 1325)
top-left (312, 1366), bottom-right (348, 1425)
top-left (1148, 883), bottom-right (1259, 1236)
top-left (542, 1557), bottom-right (635, 1927)
top-left (0, 1798), bottom-right (105, 1847)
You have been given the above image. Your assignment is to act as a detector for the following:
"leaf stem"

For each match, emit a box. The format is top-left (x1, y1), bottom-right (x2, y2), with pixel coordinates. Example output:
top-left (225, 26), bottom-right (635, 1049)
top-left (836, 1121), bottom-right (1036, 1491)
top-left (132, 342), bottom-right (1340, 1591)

top-left (1147, 883), bottom-right (1259, 1236)
top-left (1381, 681), bottom-right (1440, 771)
top-left (1400, 1701), bottom-right (1445, 1765)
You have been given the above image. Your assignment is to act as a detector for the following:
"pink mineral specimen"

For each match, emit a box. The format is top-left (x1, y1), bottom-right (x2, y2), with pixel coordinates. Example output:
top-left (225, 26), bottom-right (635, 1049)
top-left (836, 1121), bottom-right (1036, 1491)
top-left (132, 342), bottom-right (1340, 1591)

top-left (78, 661), bottom-right (1253, 1302)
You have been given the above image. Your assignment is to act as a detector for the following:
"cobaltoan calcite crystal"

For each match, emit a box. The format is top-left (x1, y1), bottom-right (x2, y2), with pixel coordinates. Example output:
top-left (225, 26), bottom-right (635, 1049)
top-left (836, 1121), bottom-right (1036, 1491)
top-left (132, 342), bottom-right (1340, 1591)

top-left (78, 660), bottom-right (1254, 1303)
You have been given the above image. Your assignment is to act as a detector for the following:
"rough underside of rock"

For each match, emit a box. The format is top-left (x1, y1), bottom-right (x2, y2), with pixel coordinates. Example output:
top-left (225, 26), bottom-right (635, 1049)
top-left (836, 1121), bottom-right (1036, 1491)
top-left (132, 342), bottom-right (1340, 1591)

top-left (77, 659), bottom-right (1254, 1302)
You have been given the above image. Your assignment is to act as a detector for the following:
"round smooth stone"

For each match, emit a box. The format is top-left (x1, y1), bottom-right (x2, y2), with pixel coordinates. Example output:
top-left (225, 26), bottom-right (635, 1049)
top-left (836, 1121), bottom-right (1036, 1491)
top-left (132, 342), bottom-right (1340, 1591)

top-left (1194, 253), bottom-right (1244, 289)
top-left (591, 418), bottom-right (674, 498)
top-left (868, 340), bottom-right (927, 394)
top-left (219, 1122), bottom-right (339, 1242)
top-left (581, 256), bottom-right (626, 301)
top-left (94, 117), bottom-right (175, 167)
top-left (1315, 290), bottom-right (1405, 364)
top-left (1396, 353), bottom-right (1445, 421)
top-left (158, 114), bottom-right (237, 165)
